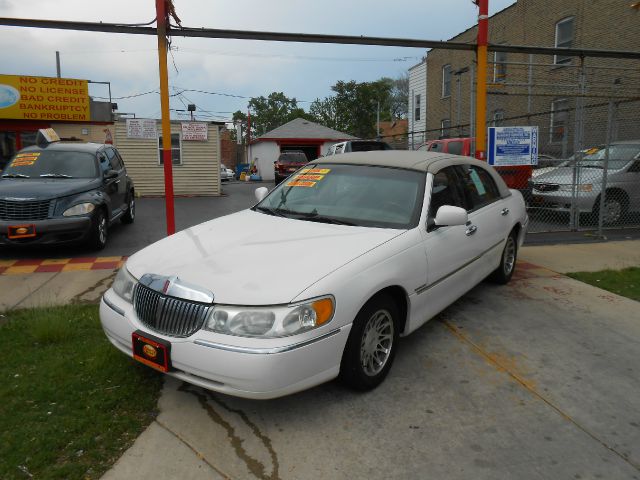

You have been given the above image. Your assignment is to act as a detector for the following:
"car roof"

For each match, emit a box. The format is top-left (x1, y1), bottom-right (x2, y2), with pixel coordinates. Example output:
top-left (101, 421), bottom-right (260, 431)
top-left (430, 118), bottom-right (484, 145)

top-left (19, 142), bottom-right (106, 154)
top-left (314, 151), bottom-right (512, 197)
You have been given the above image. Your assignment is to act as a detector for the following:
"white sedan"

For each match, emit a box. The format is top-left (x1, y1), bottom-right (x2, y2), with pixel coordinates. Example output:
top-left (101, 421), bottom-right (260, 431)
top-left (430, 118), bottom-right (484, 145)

top-left (100, 151), bottom-right (528, 399)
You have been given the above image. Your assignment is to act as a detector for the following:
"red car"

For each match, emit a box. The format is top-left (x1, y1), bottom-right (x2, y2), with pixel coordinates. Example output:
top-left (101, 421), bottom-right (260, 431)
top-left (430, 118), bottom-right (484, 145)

top-left (417, 137), bottom-right (532, 191)
top-left (274, 151), bottom-right (309, 185)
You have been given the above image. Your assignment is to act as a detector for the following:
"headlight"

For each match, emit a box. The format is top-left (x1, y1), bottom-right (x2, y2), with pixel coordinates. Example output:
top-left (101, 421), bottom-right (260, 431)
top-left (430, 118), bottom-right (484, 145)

top-left (558, 184), bottom-right (593, 193)
top-left (112, 267), bottom-right (137, 303)
top-left (204, 296), bottom-right (334, 338)
top-left (63, 202), bottom-right (95, 216)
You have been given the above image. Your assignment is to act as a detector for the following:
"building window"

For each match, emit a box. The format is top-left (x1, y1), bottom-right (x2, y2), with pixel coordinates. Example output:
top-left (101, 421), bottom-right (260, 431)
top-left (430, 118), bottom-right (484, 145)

top-left (550, 99), bottom-right (569, 143)
top-left (442, 64), bottom-right (452, 98)
top-left (493, 51), bottom-right (507, 83)
top-left (554, 17), bottom-right (574, 65)
top-left (441, 119), bottom-right (451, 138)
top-left (414, 94), bottom-right (421, 121)
top-left (492, 109), bottom-right (505, 127)
top-left (158, 133), bottom-right (182, 165)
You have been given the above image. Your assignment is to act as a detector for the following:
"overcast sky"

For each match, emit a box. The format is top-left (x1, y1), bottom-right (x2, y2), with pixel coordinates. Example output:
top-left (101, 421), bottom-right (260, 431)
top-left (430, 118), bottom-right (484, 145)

top-left (1, 0), bottom-right (515, 123)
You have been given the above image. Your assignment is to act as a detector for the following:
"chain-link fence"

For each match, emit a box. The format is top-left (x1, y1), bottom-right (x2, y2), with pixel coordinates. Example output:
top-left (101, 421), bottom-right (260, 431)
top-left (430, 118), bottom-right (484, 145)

top-left (405, 54), bottom-right (640, 235)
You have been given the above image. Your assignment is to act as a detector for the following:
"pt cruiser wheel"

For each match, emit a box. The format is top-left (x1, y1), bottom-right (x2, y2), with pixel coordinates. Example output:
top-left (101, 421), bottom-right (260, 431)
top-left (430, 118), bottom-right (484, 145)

top-left (340, 293), bottom-right (400, 391)
top-left (89, 209), bottom-right (108, 250)
top-left (121, 193), bottom-right (135, 224)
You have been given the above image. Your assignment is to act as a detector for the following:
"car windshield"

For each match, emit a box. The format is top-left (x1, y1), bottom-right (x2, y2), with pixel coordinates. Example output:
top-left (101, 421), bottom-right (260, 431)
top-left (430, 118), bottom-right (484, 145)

top-left (255, 163), bottom-right (426, 229)
top-left (576, 144), bottom-right (640, 170)
top-left (3, 150), bottom-right (97, 178)
top-left (278, 153), bottom-right (307, 164)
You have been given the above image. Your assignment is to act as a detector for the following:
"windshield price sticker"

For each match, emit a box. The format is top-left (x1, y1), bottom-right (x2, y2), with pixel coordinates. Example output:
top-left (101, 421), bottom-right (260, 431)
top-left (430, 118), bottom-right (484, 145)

top-left (296, 174), bottom-right (325, 181)
top-left (287, 180), bottom-right (316, 188)
top-left (12, 152), bottom-right (40, 167)
top-left (307, 168), bottom-right (331, 174)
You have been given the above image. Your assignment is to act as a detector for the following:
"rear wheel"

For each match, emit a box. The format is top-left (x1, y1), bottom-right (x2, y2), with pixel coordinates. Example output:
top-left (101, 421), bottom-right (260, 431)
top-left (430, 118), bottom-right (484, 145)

top-left (339, 294), bottom-right (400, 391)
top-left (88, 208), bottom-right (108, 250)
top-left (488, 229), bottom-right (518, 284)
top-left (121, 193), bottom-right (135, 224)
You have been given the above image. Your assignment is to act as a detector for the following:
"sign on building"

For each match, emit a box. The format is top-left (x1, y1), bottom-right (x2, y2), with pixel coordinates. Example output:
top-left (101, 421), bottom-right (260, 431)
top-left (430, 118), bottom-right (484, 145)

top-left (0, 74), bottom-right (90, 122)
top-left (181, 122), bottom-right (208, 141)
top-left (126, 118), bottom-right (158, 139)
top-left (488, 126), bottom-right (538, 166)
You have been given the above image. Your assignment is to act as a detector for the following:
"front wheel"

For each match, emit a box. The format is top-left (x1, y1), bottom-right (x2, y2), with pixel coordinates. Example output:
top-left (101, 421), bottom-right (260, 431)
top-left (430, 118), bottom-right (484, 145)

top-left (339, 294), bottom-right (400, 391)
top-left (488, 229), bottom-right (518, 284)
top-left (88, 209), bottom-right (108, 250)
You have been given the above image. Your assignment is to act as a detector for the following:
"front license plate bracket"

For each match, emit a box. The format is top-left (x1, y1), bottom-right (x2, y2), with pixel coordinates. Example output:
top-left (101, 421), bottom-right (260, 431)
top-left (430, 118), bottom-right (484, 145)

top-left (132, 331), bottom-right (172, 372)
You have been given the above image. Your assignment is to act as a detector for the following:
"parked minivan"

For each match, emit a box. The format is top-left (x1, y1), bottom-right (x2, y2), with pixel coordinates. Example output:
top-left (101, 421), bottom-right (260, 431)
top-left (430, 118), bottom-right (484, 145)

top-left (417, 137), bottom-right (532, 191)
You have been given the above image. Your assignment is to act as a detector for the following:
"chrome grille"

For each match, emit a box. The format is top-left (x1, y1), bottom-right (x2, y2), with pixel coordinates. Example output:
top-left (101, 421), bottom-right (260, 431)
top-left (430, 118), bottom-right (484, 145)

top-left (0, 199), bottom-right (52, 221)
top-left (532, 183), bottom-right (559, 192)
top-left (133, 283), bottom-right (212, 338)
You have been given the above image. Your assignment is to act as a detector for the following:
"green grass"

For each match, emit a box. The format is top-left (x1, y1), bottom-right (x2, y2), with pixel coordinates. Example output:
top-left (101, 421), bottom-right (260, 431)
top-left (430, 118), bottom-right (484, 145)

top-left (568, 267), bottom-right (640, 302)
top-left (0, 305), bottom-right (163, 480)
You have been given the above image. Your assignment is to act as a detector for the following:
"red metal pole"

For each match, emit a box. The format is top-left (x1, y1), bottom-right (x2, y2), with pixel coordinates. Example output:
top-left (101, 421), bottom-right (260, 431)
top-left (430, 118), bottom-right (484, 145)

top-left (156, 0), bottom-right (175, 235)
top-left (474, 0), bottom-right (489, 161)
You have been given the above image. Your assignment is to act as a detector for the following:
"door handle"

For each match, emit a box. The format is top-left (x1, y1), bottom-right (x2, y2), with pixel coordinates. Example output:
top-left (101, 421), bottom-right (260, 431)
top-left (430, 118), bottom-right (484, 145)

top-left (501, 208), bottom-right (510, 216)
top-left (115, 179), bottom-right (121, 184)
top-left (465, 224), bottom-right (478, 236)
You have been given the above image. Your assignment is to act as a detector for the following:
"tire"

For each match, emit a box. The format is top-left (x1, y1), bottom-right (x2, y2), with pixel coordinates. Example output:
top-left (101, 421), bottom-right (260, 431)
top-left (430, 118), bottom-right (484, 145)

top-left (88, 208), bottom-right (108, 250)
top-left (339, 293), bottom-right (400, 391)
top-left (121, 193), bottom-right (135, 224)
top-left (488, 229), bottom-right (518, 284)
top-left (593, 192), bottom-right (627, 226)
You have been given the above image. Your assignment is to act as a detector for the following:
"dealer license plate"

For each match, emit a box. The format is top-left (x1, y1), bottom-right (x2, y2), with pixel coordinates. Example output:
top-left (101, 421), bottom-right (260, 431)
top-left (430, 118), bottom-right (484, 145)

top-left (8, 224), bottom-right (36, 239)
top-left (132, 331), bottom-right (171, 373)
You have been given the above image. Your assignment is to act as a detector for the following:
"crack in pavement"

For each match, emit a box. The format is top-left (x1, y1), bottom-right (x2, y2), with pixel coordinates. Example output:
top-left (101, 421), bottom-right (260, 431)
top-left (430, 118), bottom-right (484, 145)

top-left (179, 383), bottom-right (281, 480)
top-left (154, 419), bottom-right (232, 479)
top-left (442, 319), bottom-right (640, 473)
top-left (71, 271), bottom-right (116, 304)
top-left (12, 271), bottom-right (61, 310)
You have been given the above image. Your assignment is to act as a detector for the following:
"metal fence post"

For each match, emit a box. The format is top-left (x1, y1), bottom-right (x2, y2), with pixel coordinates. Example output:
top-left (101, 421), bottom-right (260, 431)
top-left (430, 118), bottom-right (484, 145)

top-left (597, 100), bottom-right (617, 236)
top-left (570, 59), bottom-right (587, 230)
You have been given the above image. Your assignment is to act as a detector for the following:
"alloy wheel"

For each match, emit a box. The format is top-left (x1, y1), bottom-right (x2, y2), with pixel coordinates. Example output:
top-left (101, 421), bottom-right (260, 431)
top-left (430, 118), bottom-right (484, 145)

top-left (360, 309), bottom-right (394, 377)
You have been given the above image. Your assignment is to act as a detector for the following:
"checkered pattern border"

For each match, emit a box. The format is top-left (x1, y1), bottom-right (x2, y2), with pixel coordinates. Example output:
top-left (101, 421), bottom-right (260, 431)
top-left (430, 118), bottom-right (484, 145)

top-left (0, 256), bottom-right (126, 275)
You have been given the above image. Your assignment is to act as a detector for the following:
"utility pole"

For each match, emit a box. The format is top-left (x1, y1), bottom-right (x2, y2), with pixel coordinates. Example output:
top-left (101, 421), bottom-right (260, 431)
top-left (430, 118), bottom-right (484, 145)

top-left (473, 0), bottom-right (488, 160)
top-left (155, 0), bottom-right (175, 235)
top-left (55, 51), bottom-right (61, 77)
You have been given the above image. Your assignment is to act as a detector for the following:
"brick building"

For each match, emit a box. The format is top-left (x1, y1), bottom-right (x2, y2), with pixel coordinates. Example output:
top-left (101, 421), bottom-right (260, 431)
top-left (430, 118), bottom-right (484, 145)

top-left (409, 0), bottom-right (640, 156)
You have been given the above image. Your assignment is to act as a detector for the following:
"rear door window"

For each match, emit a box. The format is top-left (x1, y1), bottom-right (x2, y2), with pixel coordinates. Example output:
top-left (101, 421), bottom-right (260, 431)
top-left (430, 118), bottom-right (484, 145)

top-left (428, 142), bottom-right (443, 152)
top-left (456, 164), bottom-right (500, 211)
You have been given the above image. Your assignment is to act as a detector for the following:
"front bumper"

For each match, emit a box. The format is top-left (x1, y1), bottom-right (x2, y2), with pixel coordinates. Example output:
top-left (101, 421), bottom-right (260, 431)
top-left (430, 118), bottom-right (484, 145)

top-left (528, 190), bottom-right (597, 213)
top-left (100, 290), bottom-right (351, 399)
top-left (0, 216), bottom-right (92, 246)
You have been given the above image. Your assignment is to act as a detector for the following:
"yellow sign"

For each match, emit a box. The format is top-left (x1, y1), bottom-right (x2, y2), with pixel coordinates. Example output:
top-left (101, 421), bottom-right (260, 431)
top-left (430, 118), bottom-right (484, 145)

top-left (0, 74), bottom-right (91, 122)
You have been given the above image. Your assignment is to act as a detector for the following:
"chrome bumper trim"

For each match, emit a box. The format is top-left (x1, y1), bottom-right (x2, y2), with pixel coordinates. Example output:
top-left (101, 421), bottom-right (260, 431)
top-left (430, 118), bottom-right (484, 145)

top-left (194, 328), bottom-right (342, 355)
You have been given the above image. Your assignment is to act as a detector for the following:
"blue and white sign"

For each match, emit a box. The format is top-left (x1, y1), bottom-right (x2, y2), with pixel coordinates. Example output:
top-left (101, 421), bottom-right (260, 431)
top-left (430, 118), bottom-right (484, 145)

top-left (488, 126), bottom-right (538, 166)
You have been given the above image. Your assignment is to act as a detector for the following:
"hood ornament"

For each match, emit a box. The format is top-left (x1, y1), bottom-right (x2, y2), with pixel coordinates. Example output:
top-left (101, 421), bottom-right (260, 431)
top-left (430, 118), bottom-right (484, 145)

top-left (139, 273), bottom-right (214, 304)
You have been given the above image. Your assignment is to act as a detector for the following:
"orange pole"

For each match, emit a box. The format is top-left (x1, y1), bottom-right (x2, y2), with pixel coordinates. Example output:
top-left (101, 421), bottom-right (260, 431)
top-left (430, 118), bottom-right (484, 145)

top-left (156, 0), bottom-right (175, 235)
top-left (475, 0), bottom-right (489, 160)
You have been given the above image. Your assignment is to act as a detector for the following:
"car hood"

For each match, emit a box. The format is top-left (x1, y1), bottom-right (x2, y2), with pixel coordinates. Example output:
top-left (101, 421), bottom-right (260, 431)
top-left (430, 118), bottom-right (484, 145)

top-left (126, 209), bottom-right (405, 305)
top-left (533, 167), bottom-right (604, 184)
top-left (0, 178), bottom-right (101, 200)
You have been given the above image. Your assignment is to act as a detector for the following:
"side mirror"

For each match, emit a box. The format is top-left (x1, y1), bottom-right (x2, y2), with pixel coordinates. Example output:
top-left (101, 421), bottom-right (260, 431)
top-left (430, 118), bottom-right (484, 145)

top-left (104, 169), bottom-right (118, 180)
top-left (434, 205), bottom-right (468, 227)
top-left (255, 187), bottom-right (268, 202)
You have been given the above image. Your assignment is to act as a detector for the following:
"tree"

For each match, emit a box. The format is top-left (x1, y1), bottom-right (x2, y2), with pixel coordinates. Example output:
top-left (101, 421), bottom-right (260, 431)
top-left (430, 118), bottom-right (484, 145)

top-left (309, 79), bottom-right (394, 138)
top-left (232, 92), bottom-right (312, 142)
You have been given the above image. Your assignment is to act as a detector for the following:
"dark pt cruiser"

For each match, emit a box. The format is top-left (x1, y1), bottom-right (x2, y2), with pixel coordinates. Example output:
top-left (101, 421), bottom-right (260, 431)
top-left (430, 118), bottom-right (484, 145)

top-left (0, 142), bottom-right (135, 249)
